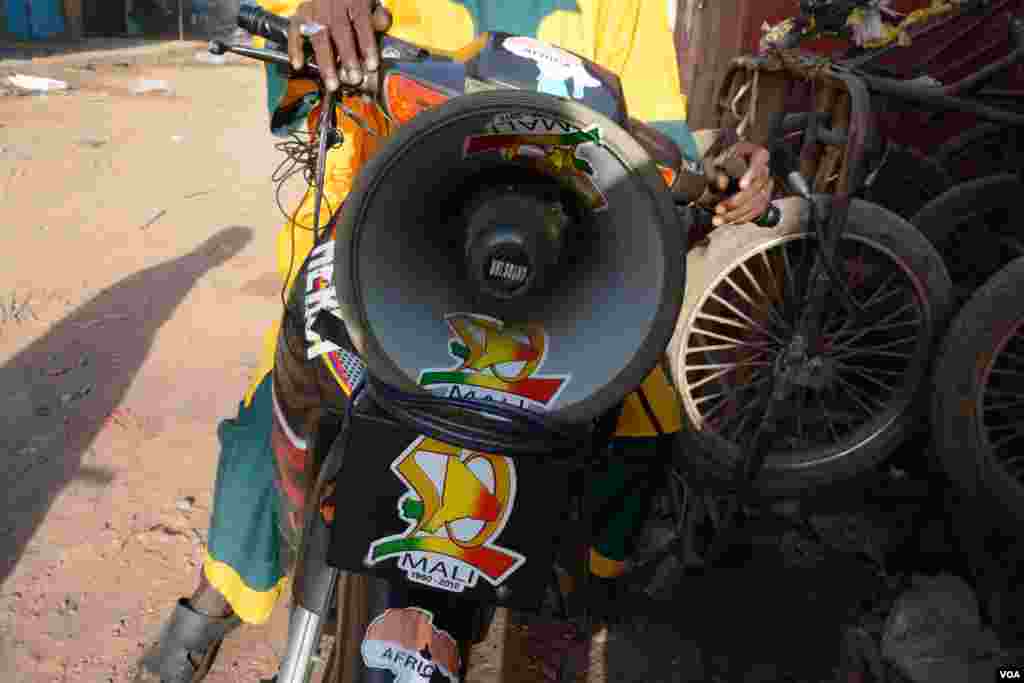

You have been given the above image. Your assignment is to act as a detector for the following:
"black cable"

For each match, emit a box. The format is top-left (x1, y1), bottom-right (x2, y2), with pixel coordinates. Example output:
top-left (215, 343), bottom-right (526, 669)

top-left (368, 379), bottom-right (585, 456)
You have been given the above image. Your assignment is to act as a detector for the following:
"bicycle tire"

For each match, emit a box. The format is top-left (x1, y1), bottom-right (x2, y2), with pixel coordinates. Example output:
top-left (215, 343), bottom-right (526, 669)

top-left (931, 256), bottom-right (1024, 525)
top-left (934, 123), bottom-right (1023, 185)
top-left (911, 174), bottom-right (1023, 304)
top-left (669, 196), bottom-right (954, 497)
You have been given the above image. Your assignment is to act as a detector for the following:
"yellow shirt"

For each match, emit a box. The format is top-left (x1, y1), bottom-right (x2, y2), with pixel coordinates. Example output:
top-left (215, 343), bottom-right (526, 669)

top-left (252, 0), bottom-right (688, 436)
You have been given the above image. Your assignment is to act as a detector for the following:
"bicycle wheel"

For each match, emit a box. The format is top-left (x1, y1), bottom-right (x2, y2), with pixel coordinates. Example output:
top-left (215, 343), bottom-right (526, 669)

top-left (934, 123), bottom-right (1023, 185)
top-left (911, 174), bottom-right (1024, 306)
top-left (932, 256), bottom-right (1024, 524)
top-left (668, 196), bottom-right (954, 497)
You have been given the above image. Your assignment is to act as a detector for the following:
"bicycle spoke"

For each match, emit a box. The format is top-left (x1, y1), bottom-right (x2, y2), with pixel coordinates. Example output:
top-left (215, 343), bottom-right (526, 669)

top-left (686, 360), bottom-right (773, 372)
top-left (689, 326), bottom-right (773, 350)
top-left (839, 365), bottom-right (899, 395)
top-left (722, 274), bottom-right (793, 333)
top-left (828, 302), bottom-right (920, 350)
top-left (834, 375), bottom-right (885, 415)
top-left (738, 261), bottom-right (791, 328)
top-left (815, 390), bottom-right (842, 442)
top-left (826, 270), bottom-right (903, 337)
top-left (696, 311), bottom-right (774, 338)
top-left (795, 386), bottom-right (806, 442)
top-left (758, 250), bottom-right (786, 306)
top-left (832, 360), bottom-right (906, 378)
top-left (778, 245), bottom-right (800, 309)
top-left (723, 406), bottom-right (756, 443)
top-left (709, 292), bottom-right (787, 345)
top-left (699, 376), bottom-right (771, 421)
top-left (828, 335), bottom-right (919, 356)
top-left (831, 349), bottom-right (915, 362)
top-left (825, 318), bottom-right (920, 343)
top-left (689, 341), bottom-right (773, 354)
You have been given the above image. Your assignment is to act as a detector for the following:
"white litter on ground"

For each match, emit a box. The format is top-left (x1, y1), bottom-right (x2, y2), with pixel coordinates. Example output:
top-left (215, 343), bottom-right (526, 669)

top-left (7, 74), bottom-right (69, 92)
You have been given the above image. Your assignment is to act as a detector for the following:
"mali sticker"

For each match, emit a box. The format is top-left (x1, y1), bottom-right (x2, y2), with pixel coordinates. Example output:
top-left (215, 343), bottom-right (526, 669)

top-left (463, 112), bottom-right (609, 212)
top-left (361, 607), bottom-right (461, 683)
top-left (417, 312), bottom-right (571, 411)
top-left (365, 436), bottom-right (526, 593)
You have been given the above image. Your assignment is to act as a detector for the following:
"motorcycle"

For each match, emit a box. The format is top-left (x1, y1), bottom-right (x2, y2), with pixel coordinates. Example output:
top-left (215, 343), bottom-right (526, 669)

top-left (207, 7), bottom-right (950, 682)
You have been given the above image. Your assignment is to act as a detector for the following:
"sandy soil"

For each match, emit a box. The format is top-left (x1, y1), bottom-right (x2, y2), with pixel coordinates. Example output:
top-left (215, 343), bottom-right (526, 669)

top-left (0, 56), bottom-right (297, 682)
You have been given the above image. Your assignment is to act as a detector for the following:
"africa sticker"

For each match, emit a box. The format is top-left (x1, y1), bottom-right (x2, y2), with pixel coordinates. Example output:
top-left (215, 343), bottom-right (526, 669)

top-left (501, 36), bottom-right (601, 100)
top-left (463, 112), bottom-right (609, 212)
top-left (418, 312), bottom-right (571, 412)
top-left (365, 436), bottom-right (526, 593)
top-left (361, 608), bottom-right (461, 683)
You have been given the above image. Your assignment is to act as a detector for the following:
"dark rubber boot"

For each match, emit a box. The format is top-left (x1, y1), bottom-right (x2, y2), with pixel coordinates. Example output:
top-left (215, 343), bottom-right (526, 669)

top-left (139, 598), bottom-right (242, 683)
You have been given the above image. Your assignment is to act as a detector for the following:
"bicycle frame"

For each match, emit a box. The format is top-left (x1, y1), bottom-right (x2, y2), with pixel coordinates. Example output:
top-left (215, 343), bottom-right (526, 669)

top-left (721, 13), bottom-right (1024, 198)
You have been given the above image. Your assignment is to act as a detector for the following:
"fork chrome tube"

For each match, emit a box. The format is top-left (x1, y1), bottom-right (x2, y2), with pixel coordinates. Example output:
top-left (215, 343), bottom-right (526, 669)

top-left (276, 586), bottom-right (336, 683)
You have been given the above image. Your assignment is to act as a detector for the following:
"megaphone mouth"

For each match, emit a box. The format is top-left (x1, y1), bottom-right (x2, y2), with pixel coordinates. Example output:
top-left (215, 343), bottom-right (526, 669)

top-left (462, 180), bottom-right (572, 302)
top-left (334, 91), bottom-right (686, 428)
top-left (480, 241), bottom-right (534, 298)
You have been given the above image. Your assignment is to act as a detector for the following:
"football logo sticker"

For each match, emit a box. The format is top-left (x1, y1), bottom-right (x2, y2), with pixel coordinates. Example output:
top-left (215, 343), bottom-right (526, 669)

top-left (365, 436), bottom-right (526, 593)
top-left (418, 312), bottom-right (571, 412)
top-left (463, 112), bottom-right (609, 211)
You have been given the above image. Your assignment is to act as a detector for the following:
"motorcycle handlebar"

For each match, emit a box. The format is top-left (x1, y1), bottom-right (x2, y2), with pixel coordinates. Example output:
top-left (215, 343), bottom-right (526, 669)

top-left (238, 4), bottom-right (291, 46)
top-left (230, 6), bottom-right (778, 222)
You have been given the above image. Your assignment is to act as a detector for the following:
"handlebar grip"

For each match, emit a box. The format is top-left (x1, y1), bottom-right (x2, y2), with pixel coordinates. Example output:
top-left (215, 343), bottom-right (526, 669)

top-left (697, 154), bottom-right (780, 228)
top-left (238, 5), bottom-right (291, 46)
top-left (709, 155), bottom-right (747, 198)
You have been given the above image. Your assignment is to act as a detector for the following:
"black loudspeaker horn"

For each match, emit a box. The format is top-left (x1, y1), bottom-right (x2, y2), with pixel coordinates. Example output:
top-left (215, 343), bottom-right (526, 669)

top-left (334, 90), bottom-right (685, 429)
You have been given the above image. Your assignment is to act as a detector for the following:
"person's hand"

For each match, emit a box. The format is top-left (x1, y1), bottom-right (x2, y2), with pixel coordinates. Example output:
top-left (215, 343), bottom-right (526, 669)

top-left (288, 0), bottom-right (393, 92)
top-left (710, 141), bottom-right (774, 227)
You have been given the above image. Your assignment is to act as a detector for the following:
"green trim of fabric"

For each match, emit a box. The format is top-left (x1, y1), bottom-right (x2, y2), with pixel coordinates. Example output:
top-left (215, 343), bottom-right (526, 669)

top-left (206, 377), bottom-right (285, 592)
top-left (588, 436), bottom-right (669, 561)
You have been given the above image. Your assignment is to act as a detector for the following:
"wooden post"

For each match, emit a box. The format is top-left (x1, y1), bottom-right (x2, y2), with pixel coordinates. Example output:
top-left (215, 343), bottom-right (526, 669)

top-left (179, 0), bottom-right (185, 40)
top-left (63, 0), bottom-right (85, 40)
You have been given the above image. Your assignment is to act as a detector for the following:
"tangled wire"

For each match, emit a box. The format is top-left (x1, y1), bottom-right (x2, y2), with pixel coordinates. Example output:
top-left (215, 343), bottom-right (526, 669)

top-left (270, 125), bottom-right (346, 366)
top-left (271, 126), bottom-right (343, 231)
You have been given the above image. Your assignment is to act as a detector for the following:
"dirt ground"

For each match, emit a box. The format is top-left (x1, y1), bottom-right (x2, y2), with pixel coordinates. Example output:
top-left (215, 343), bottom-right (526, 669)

top-left (0, 50), bottom-right (985, 683)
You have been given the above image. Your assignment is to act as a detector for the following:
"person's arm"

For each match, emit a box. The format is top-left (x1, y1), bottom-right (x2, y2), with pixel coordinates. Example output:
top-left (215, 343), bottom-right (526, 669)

top-left (610, 0), bottom-right (773, 225)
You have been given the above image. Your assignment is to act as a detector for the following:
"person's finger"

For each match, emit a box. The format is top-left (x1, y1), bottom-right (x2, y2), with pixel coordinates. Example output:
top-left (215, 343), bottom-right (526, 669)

top-left (308, 26), bottom-right (341, 91)
top-left (737, 144), bottom-right (770, 188)
top-left (715, 172), bottom-right (730, 192)
top-left (739, 147), bottom-right (770, 190)
top-left (350, 2), bottom-right (380, 72)
top-left (723, 185), bottom-right (773, 224)
top-left (330, 5), bottom-right (363, 84)
top-left (718, 176), bottom-right (769, 213)
top-left (371, 4), bottom-right (393, 31)
top-left (714, 179), bottom-right (773, 223)
top-left (288, 3), bottom-right (312, 70)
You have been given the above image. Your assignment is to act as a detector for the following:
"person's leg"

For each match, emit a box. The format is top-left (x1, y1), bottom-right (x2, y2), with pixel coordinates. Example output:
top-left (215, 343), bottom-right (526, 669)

top-left (143, 372), bottom-right (290, 682)
top-left (588, 435), bottom-right (671, 580)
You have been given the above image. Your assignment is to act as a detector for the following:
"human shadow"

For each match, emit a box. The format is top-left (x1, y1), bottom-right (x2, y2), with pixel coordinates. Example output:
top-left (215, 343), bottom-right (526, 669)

top-left (0, 226), bottom-right (252, 585)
